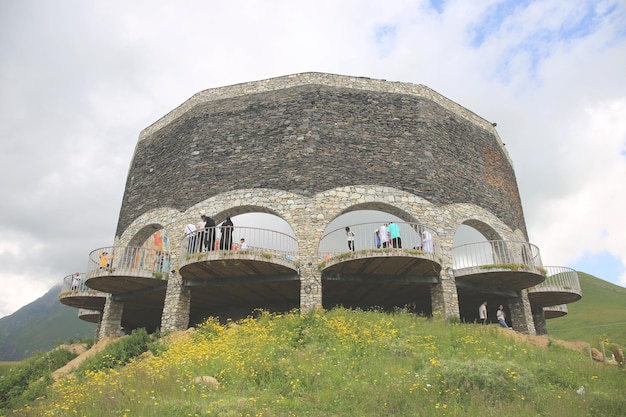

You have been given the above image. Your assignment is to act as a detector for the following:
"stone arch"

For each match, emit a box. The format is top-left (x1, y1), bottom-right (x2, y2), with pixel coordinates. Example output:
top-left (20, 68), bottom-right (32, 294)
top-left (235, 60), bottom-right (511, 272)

top-left (211, 205), bottom-right (285, 224)
top-left (313, 185), bottom-right (431, 223)
top-left (119, 207), bottom-right (183, 246)
top-left (185, 188), bottom-right (302, 226)
top-left (333, 201), bottom-right (419, 224)
top-left (460, 219), bottom-right (503, 242)
top-left (444, 203), bottom-right (517, 244)
top-left (127, 224), bottom-right (164, 247)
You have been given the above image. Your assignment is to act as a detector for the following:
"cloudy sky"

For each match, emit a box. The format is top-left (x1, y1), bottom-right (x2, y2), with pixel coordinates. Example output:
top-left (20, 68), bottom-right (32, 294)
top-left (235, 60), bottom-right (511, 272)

top-left (1, 0), bottom-right (625, 318)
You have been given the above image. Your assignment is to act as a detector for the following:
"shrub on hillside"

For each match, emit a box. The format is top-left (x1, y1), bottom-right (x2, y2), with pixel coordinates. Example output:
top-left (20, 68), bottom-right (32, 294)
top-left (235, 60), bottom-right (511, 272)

top-left (0, 348), bottom-right (77, 411)
top-left (75, 328), bottom-right (154, 376)
top-left (436, 358), bottom-right (535, 403)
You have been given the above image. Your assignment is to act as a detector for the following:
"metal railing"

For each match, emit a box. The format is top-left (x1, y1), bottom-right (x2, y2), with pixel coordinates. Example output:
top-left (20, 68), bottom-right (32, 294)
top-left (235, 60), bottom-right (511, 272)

top-left (60, 272), bottom-right (91, 293)
top-left (180, 226), bottom-right (299, 267)
top-left (543, 304), bottom-right (568, 314)
top-left (78, 308), bottom-right (102, 317)
top-left (528, 266), bottom-right (581, 295)
top-left (318, 222), bottom-right (439, 261)
top-left (452, 240), bottom-right (543, 272)
top-left (87, 246), bottom-right (172, 279)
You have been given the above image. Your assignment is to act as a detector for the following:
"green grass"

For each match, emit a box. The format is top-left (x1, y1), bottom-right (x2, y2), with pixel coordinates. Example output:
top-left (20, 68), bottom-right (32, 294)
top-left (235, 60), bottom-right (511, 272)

top-left (547, 272), bottom-right (626, 347)
top-left (0, 349), bottom-right (77, 412)
top-left (5, 309), bottom-right (625, 417)
top-left (0, 363), bottom-right (20, 378)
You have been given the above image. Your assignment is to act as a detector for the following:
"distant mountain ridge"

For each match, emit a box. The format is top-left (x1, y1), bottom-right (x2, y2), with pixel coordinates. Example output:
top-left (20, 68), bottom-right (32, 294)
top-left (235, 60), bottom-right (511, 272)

top-left (0, 285), bottom-right (96, 361)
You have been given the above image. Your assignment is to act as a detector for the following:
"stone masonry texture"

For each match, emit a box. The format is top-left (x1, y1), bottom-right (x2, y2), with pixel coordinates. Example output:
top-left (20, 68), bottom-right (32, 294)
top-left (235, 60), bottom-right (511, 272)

top-left (116, 73), bottom-right (525, 239)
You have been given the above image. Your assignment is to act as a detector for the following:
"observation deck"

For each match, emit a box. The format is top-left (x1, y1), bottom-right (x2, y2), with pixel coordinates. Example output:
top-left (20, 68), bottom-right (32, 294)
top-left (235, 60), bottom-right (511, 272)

top-left (543, 304), bottom-right (569, 319)
top-left (179, 226), bottom-right (301, 319)
top-left (85, 246), bottom-right (171, 295)
top-left (318, 223), bottom-right (441, 311)
top-left (527, 266), bottom-right (581, 307)
top-left (84, 247), bottom-right (170, 332)
top-left (58, 273), bottom-right (107, 311)
top-left (452, 241), bottom-right (545, 293)
top-left (77, 308), bottom-right (102, 323)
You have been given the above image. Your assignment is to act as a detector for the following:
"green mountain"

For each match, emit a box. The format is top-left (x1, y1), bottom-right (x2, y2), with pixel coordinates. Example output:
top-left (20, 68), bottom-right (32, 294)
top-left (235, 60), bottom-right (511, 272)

top-left (0, 285), bottom-right (96, 361)
top-left (546, 272), bottom-right (626, 346)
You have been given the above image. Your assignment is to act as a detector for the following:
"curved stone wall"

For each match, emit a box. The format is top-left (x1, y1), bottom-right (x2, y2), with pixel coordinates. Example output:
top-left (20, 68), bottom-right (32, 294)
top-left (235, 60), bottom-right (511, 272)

top-left (116, 73), bottom-right (526, 240)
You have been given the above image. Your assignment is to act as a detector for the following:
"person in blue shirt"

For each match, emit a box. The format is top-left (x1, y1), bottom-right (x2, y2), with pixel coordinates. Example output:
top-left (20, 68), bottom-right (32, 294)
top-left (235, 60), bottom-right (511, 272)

top-left (388, 221), bottom-right (402, 248)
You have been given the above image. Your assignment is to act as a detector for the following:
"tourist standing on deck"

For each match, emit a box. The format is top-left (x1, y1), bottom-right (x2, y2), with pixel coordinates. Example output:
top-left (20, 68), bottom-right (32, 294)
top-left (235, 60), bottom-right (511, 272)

top-left (345, 227), bottom-right (355, 252)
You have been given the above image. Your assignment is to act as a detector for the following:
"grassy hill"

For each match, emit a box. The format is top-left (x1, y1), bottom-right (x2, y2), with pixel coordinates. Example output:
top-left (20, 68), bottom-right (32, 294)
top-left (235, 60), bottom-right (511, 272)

top-left (3, 309), bottom-right (625, 417)
top-left (0, 272), bottom-right (622, 362)
top-left (546, 272), bottom-right (626, 346)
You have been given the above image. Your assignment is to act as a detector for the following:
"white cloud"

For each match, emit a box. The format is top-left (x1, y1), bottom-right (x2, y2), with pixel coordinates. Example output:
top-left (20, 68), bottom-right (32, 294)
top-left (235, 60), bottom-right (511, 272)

top-left (0, 0), bottom-right (625, 317)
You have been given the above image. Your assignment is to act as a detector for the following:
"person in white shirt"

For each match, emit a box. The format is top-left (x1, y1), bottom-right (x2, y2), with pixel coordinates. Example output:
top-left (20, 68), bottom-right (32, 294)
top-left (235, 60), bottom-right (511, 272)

top-left (239, 238), bottom-right (248, 250)
top-left (379, 223), bottom-right (389, 248)
top-left (184, 223), bottom-right (197, 253)
top-left (479, 301), bottom-right (488, 324)
top-left (422, 230), bottom-right (433, 253)
top-left (196, 216), bottom-right (207, 251)
top-left (345, 227), bottom-right (355, 252)
top-left (71, 272), bottom-right (82, 290)
top-left (497, 305), bottom-right (509, 328)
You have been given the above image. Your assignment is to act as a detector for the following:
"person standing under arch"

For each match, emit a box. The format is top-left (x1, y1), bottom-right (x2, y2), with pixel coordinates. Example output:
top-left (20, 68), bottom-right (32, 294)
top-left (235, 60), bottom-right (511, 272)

top-left (379, 223), bottom-right (389, 248)
top-left (345, 227), bottom-right (355, 252)
top-left (184, 223), bottom-right (197, 253)
top-left (196, 215), bottom-right (206, 251)
top-left (220, 217), bottom-right (234, 250)
top-left (388, 221), bottom-right (401, 248)
top-left (203, 215), bottom-right (216, 251)
top-left (479, 301), bottom-right (488, 325)
top-left (497, 305), bottom-right (509, 328)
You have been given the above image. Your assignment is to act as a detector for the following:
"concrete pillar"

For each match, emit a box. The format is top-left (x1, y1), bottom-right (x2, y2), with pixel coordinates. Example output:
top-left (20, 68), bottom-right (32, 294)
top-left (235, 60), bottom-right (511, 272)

top-left (160, 271), bottom-right (191, 332)
top-left (532, 306), bottom-right (548, 335)
top-left (98, 296), bottom-right (123, 339)
top-left (508, 290), bottom-right (536, 335)
top-left (430, 267), bottom-right (460, 320)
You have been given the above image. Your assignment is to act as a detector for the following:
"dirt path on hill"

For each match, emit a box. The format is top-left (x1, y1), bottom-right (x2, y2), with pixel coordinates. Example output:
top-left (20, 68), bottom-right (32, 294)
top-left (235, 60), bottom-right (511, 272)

top-left (51, 329), bottom-right (193, 380)
top-left (52, 336), bottom-right (119, 379)
top-left (496, 327), bottom-right (590, 352)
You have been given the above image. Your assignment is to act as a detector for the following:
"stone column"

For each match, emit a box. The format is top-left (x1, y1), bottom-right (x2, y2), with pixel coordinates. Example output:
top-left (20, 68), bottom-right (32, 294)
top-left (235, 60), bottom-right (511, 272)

top-left (508, 290), bottom-right (536, 335)
top-left (292, 209), bottom-right (325, 314)
top-left (98, 296), bottom-right (123, 339)
top-left (160, 271), bottom-right (191, 332)
top-left (431, 267), bottom-right (460, 320)
top-left (93, 314), bottom-right (103, 343)
top-left (300, 262), bottom-right (322, 313)
top-left (532, 306), bottom-right (548, 335)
